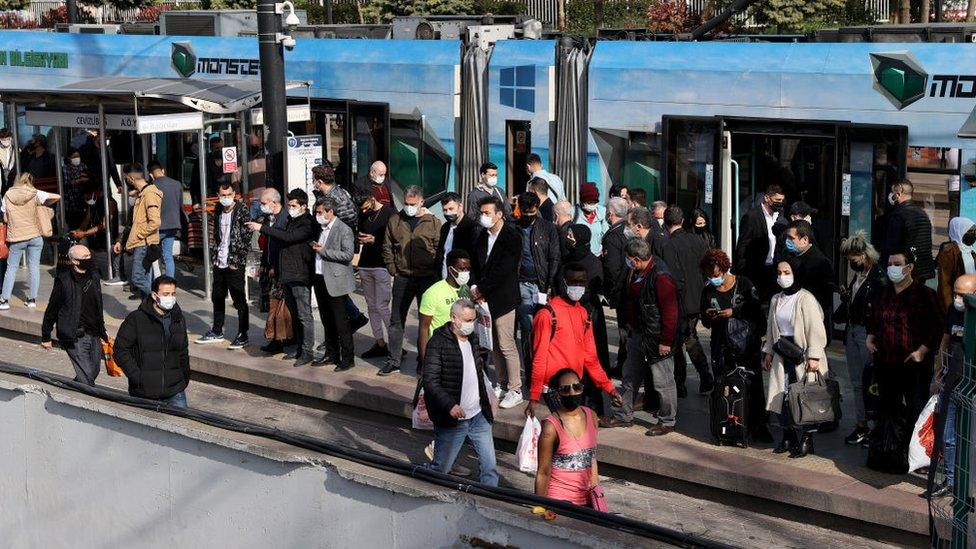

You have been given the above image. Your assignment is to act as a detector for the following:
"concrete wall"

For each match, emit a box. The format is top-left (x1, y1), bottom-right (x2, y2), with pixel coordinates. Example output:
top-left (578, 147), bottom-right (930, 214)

top-left (0, 379), bottom-right (625, 549)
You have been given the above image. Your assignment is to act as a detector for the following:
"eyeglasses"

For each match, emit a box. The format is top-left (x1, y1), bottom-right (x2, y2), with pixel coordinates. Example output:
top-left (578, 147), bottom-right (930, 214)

top-left (556, 382), bottom-right (584, 395)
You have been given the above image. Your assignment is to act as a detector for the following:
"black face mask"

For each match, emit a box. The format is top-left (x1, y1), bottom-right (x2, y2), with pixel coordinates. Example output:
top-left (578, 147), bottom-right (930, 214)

top-left (444, 213), bottom-right (458, 224)
top-left (848, 259), bottom-right (864, 272)
top-left (769, 201), bottom-right (785, 213)
top-left (559, 393), bottom-right (583, 411)
top-left (520, 214), bottom-right (536, 226)
top-left (964, 230), bottom-right (976, 247)
top-left (77, 258), bottom-right (94, 272)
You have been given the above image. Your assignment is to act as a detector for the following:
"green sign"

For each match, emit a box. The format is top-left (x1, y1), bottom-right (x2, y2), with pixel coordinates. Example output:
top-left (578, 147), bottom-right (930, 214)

top-left (870, 52), bottom-right (928, 110)
top-left (0, 50), bottom-right (69, 69)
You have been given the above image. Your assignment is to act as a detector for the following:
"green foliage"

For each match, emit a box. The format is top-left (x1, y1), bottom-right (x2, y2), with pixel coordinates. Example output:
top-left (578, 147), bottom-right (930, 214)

top-left (363, 0), bottom-right (475, 23)
top-left (79, 0), bottom-right (157, 9)
top-left (472, 0), bottom-right (525, 16)
top-left (566, 0), bottom-right (653, 35)
top-left (297, 0), bottom-right (362, 24)
top-left (207, 0), bottom-right (256, 8)
top-left (749, 0), bottom-right (846, 32)
top-left (0, 0), bottom-right (30, 10)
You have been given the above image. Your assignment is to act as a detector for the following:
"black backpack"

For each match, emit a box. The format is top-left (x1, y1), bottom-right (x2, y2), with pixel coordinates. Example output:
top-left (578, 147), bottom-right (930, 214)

top-left (542, 303), bottom-right (591, 341)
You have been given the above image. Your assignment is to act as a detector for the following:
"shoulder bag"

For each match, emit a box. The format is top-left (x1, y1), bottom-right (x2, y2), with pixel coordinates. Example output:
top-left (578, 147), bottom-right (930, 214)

top-left (772, 337), bottom-right (805, 366)
top-left (35, 201), bottom-right (54, 238)
top-left (725, 283), bottom-right (754, 358)
top-left (787, 371), bottom-right (840, 426)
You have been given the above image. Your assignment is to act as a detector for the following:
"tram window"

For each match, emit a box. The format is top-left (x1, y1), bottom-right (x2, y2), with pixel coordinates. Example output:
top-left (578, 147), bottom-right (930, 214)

top-left (390, 117), bottom-right (450, 199)
top-left (906, 146), bottom-right (960, 252)
top-left (592, 130), bottom-right (662, 201)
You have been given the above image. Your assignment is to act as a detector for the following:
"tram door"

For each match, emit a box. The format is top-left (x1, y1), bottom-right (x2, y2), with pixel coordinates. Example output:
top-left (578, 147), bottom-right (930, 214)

top-left (662, 116), bottom-right (726, 251)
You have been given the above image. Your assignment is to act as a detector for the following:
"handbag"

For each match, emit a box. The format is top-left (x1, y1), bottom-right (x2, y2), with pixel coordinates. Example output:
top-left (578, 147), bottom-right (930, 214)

top-left (0, 223), bottom-right (9, 259)
top-left (143, 242), bottom-right (162, 270)
top-left (35, 202), bottom-right (54, 238)
top-left (587, 485), bottom-right (609, 512)
top-left (787, 371), bottom-right (838, 426)
top-left (772, 337), bottom-right (805, 366)
top-left (101, 337), bottom-right (123, 377)
top-left (725, 285), bottom-right (754, 357)
top-left (264, 284), bottom-right (293, 342)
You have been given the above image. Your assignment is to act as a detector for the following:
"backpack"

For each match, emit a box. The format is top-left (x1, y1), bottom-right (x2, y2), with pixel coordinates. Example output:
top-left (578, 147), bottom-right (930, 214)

top-left (542, 303), bottom-right (591, 341)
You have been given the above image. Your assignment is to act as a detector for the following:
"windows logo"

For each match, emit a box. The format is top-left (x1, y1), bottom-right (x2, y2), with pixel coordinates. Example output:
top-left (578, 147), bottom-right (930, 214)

top-left (500, 65), bottom-right (535, 112)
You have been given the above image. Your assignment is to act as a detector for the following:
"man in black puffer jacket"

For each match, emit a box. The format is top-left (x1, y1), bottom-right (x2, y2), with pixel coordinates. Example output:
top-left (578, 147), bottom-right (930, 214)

top-left (883, 179), bottom-right (935, 282)
top-left (114, 276), bottom-right (191, 408)
top-left (422, 298), bottom-right (498, 486)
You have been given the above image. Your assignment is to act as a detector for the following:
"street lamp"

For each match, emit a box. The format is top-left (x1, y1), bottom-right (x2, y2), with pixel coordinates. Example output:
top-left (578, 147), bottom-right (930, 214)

top-left (256, 0), bottom-right (298, 193)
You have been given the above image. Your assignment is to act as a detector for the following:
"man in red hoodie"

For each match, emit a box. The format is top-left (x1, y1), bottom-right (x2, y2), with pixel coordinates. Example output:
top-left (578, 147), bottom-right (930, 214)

top-left (525, 265), bottom-right (622, 418)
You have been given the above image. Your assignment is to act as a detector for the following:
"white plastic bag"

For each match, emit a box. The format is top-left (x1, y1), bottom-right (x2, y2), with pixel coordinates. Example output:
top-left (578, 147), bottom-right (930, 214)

top-left (412, 389), bottom-right (434, 431)
top-left (908, 395), bottom-right (938, 473)
top-left (516, 416), bottom-right (542, 474)
top-left (475, 302), bottom-right (493, 352)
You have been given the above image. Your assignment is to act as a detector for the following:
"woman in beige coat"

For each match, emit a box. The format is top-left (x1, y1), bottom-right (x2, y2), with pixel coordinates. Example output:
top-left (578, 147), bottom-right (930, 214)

top-left (762, 258), bottom-right (829, 458)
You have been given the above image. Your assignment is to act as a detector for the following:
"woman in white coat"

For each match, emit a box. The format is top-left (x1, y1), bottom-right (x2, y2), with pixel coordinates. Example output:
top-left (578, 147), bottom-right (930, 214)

top-left (762, 258), bottom-right (829, 458)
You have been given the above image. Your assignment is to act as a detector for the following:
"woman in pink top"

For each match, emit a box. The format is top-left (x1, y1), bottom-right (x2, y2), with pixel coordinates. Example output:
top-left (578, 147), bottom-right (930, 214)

top-left (535, 369), bottom-right (600, 506)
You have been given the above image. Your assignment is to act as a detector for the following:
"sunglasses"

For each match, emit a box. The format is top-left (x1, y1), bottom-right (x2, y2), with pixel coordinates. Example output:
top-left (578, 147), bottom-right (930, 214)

top-left (556, 382), bottom-right (584, 395)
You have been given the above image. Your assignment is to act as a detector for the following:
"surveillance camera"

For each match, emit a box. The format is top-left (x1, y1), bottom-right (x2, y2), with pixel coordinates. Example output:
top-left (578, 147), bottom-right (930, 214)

top-left (282, 35), bottom-right (296, 49)
top-left (284, 11), bottom-right (300, 27)
top-left (277, 1), bottom-right (301, 28)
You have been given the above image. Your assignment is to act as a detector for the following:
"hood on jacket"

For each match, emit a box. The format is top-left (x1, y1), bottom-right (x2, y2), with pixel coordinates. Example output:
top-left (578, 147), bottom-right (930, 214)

top-left (5, 186), bottom-right (36, 206)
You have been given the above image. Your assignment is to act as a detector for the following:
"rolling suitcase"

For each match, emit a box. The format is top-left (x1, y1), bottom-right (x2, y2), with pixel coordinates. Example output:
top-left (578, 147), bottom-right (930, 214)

top-left (710, 366), bottom-right (750, 448)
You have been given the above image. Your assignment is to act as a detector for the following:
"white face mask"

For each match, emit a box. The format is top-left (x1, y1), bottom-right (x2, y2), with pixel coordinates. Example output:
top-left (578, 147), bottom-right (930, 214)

top-left (403, 204), bottom-right (419, 217)
top-left (777, 274), bottom-right (794, 289)
top-left (954, 296), bottom-right (966, 311)
top-left (289, 207), bottom-right (303, 218)
top-left (623, 226), bottom-right (636, 239)
top-left (457, 320), bottom-right (475, 336)
top-left (485, 176), bottom-right (498, 187)
top-left (260, 204), bottom-right (273, 215)
top-left (0, 138), bottom-right (10, 148)
top-left (316, 214), bottom-right (328, 225)
top-left (85, 198), bottom-right (97, 206)
top-left (127, 196), bottom-right (136, 207)
top-left (887, 265), bottom-right (907, 283)
top-left (218, 196), bottom-right (234, 208)
top-left (454, 270), bottom-right (471, 286)
top-left (888, 192), bottom-right (897, 206)
top-left (156, 295), bottom-right (176, 311)
top-left (566, 285), bottom-right (586, 302)
top-left (373, 175), bottom-right (385, 184)
top-left (479, 213), bottom-right (494, 229)
top-left (70, 157), bottom-right (81, 167)
top-left (657, 218), bottom-right (665, 227)
top-left (582, 203), bottom-right (597, 213)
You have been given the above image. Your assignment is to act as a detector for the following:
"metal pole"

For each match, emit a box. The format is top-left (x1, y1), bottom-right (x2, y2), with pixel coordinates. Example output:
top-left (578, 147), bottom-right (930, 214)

top-left (53, 129), bottom-right (66, 235)
top-left (98, 104), bottom-right (113, 280)
top-left (198, 128), bottom-right (212, 297)
top-left (257, 0), bottom-right (287, 196)
top-left (238, 111), bottom-right (250, 197)
top-left (10, 102), bottom-right (20, 175)
top-left (67, 0), bottom-right (78, 24)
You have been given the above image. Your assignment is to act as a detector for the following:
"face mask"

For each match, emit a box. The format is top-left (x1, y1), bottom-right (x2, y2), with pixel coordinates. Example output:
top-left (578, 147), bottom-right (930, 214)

top-left (403, 205), bottom-right (419, 217)
top-left (457, 320), bottom-right (475, 336)
top-left (70, 157), bottom-right (81, 166)
top-left (520, 214), bottom-right (536, 226)
top-left (76, 258), bottom-right (94, 272)
top-left (219, 197), bottom-right (234, 208)
top-left (85, 198), bottom-right (97, 206)
top-left (887, 265), bottom-right (906, 283)
top-left (316, 214), bottom-right (328, 225)
top-left (479, 214), bottom-right (494, 229)
top-left (565, 285), bottom-right (586, 302)
top-left (777, 274), bottom-right (794, 289)
top-left (770, 201), bottom-right (784, 213)
top-left (156, 295), bottom-right (176, 311)
top-left (625, 257), bottom-right (635, 270)
top-left (454, 270), bottom-right (471, 286)
top-left (373, 175), bottom-right (385, 185)
top-left (694, 224), bottom-right (706, 232)
top-left (656, 218), bottom-right (665, 227)
top-left (559, 393), bottom-right (583, 411)
top-left (709, 275), bottom-right (725, 286)
top-left (582, 203), bottom-right (597, 213)
top-left (289, 207), bottom-right (303, 218)
top-left (443, 213), bottom-right (459, 224)
top-left (848, 259), bottom-right (864, 272)
top-left (954, 296), bottom-right (966, 311)
top-left (127, 196), bottom-right (136, 207)
top-left (0, 138), bottom-right (10, 148)
top-left (887, 192), bottom-right (897, 206)
top-left (260, 204), bottom-right (273, 215)
top-left (785, 239), bottom-right (799, 254)
top-left (485, 176), bottom-right (498, 187)
top-left (964, 231), bottom-right (976, 247)
top-left (623, 226), bottom-right (636, 239)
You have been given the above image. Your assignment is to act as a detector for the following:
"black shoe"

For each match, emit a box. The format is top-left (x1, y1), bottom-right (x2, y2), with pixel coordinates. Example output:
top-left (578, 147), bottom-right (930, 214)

top-left (676, 385), bottom-right (688, 399)
top-left (334, 362), bottom-right (354, 372)
top-left (773, 432), bottom-right (795, 454)
top-left (751, 425), bottom-right (774, 444)
top-left (931, 482), bottom-right (953, 498)
top-left (350, 314), bottom-right (369, 332)
top-left (789, 434), bottom-right (814, 458)
top-left (698, 377), bottom-right (714, 395)
top-left (283, 350), bottom-right (300, 360)
top-left (818, 420), bottom-right (839, 434)
top-left (293, 356), bottom-right (313, 367)
top-left (361, 344), bottom-right (389, 359)
top-left (317, 342), bottom-right (328, 351)
top-left (377, 363), bottom-right (400, 376)
top-left (261, 342), bottom-right (284, 354)
top-left (844, 426), bottom-right (869, 445)
top-left (227, 334), bottom-right (248, 350)
top-left (312, 354), bottom-right (336, 366)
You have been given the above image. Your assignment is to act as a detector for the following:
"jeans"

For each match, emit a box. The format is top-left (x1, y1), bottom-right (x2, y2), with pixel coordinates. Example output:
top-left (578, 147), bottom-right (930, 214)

top-left (162, 390), bottom-right (187, 409)
top-left (673, 315), bottom-right (712, 388)
top-left (2, 236), bottom-right (43, 301)
top-left (212, 266), bottom-right (249, 336)
top-left (159, 228), bottom-right (179, 278)
top-left (844, 323), bottom-right (869, 424)
top-left (130, 245), bottom-right (154, 298)
top-left (359, 267), bottom-right (392, 341)
top-left (516, 281), bottom-right (540, 374)
top-left (608, 329), bottom-right (678, 426)
top-left (283, 282), bottom-right (314, 358)
top-left (944, 398), bottom-right (957, 485)
top-left (64, 333), bottom-right (102, 386)
top-left (430, 412), bottom-right (499, 486)
top-left (387, 274), bottom-right (436, 368)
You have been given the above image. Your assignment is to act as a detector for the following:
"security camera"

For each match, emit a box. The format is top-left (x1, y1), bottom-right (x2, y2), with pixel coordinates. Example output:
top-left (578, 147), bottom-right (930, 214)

top-left (276, 1), bottom-right (301, 28)
top-left (281, 34), bottom-right (296, 50)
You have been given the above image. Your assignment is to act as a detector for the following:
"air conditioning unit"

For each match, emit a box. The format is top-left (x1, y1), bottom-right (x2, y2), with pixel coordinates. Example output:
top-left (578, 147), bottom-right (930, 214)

top-left (392, 15), bottom-right (523, 40)
top-left (467, 24), bottom-right (515, 51)
top-left (68, 24), bottom-right (121, 34)
top-left (240, 24), bottom-right (391, 40)
top-left (120, 22), bottom-right (160, 35)
top-left (161, 10), bottom-right (306, 37)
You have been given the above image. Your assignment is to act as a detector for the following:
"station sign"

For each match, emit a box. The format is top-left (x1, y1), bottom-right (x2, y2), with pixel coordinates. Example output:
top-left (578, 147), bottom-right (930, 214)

top-left (250, 104), bottom-right (311, 126)
top-left (136, 112), bottom-right (204, 135)
top-left (25, 110), bottom-right (138, 131)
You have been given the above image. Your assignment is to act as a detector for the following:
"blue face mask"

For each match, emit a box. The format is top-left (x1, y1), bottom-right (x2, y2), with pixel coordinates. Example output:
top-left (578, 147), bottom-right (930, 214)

top-left (785, 239), bottom-right (799, 254)
top-left (709, 275), bottom-right (725, 286)
top-left (625, 258), bottom-right (635, 270)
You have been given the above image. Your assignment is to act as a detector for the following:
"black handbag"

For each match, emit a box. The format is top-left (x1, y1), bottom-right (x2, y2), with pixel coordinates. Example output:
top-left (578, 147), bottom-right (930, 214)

top-left (725, 285), bottom-right (754, 358)
top-left (143, 242), bottom-right (162, 270)
top-left (787, 371), bottom-right (839, 426)
top-left (772, 337), bottom-right (805, 366)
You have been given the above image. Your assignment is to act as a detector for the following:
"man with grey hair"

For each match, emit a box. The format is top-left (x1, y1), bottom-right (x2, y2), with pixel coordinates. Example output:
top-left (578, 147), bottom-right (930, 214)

top-left (602, 196), bottom-right (631, 376)
top-left (554, 199), bottom-right (574, 259)
top-left (256, 186), bottom-right (289, 354)
top-left (380, 185), bottom-right (442, 375)
top-left (41, 244), bottom-right (108, 386)
top-left (627, 205), bottom-right (667, 257)
top-left (422, 297), bottom-right (498, 485)
top-left (354, 160), bottom-right (394, 207)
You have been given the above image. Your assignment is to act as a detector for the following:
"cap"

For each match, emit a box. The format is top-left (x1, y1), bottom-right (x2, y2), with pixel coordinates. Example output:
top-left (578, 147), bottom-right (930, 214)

top-left (580, 182), bottom-right (599, 203)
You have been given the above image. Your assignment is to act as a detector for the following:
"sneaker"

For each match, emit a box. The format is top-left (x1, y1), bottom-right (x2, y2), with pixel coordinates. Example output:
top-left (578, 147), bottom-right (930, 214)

top-left (24, 299), bottom-right (36, 308)
top-left (377, 363), bottom-right (400, 376)
top-left (844, 426), bottom-right (869, 446)
top-left (350, 314), bottom-right (369, 333)
top-left (424, 441), bottom-right (435, 461)
top-left (361, 343), bottom-right (390, 359)
top-left (0, 299), bottom-right (9, 310)
top-left (494, 386), bottom-right (503, 400)
top-left (499, 389), bottom-right (524, 409)
top-left (227, 334), bottom-right (249, 350)
top-left (102, 278), bottom-right (126, 286)
top-left (195, 330), bottom-right (224, 345)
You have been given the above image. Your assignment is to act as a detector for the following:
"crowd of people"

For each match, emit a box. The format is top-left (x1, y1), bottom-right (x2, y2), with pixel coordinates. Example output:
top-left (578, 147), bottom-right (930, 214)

top-left (3, 130), bottom-right (969, 508)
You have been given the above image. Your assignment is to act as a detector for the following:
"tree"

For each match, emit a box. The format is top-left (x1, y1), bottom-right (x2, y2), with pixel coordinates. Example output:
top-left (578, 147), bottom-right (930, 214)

top-left (920, 0), bottom-right (930, 22)
top-left (968, 0), bottom-right (975, 22)
top-left (0, 0), bottom-right (31, 10)
top-left (896, 0), bottom-right (910, 22)
top-left (751, 0), bottom-right (845, 32)
top-left (362, 0), bottom-right (475, 23)
top-left (646, 0), bottom-right (691, 33)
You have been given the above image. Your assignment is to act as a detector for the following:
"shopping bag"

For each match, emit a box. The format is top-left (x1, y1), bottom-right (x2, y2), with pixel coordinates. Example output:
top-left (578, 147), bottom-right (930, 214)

top-left (516, 416), bottom-right (542, 474)
top-left (411, 389), bottom-right (434, 431)
top-left (0, 223), bottom-right (9, 259)
top-left (101, 337), bottom-right (123, 377)
top-left (484, 372), bottom-right (499, 414)
top-left (908, 395), bottom-right (938, 473)
top-left (475, 301), bottom-right (493, 352)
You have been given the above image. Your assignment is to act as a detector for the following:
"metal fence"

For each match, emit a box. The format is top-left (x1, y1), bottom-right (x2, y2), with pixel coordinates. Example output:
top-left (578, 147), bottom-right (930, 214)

top-left (10, 0), bottom-right (197, 23)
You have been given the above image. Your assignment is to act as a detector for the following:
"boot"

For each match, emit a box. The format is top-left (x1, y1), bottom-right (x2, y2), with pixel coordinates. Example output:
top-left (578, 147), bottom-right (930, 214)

top-left (773, 430), bottom-right (795, 454)
top-left (790, 433), bottom-right (815, 458)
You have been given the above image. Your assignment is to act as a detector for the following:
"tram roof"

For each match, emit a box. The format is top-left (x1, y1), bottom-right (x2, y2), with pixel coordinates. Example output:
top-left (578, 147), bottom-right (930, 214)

top-left (0, 76), bottom-right (310, 115)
